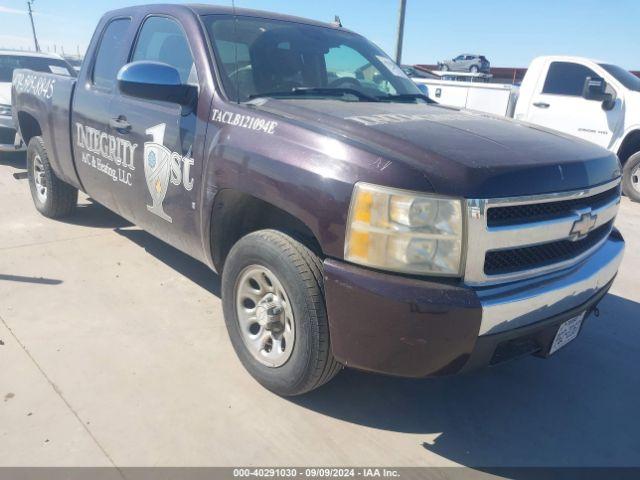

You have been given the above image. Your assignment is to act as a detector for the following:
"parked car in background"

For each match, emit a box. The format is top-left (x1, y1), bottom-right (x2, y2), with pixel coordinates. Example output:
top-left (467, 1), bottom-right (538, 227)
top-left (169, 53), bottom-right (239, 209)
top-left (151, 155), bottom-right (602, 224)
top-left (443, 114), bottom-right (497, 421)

top-left (439, 54), bottom-right (490, 73)
top-left (414, 55), bottom-right (640, 202)
top-left (63, 55), bottom-right (84, 74)
top-left (0, 50), bottom-right (75, 157)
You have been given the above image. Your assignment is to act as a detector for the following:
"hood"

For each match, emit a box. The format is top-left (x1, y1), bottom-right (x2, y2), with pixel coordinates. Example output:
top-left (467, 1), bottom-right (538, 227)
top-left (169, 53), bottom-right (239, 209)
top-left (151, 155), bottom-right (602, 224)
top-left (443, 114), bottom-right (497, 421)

top-left (254, 99), bottom-right (621, 198)
top-left (0, 83), bottom-right (10, 106)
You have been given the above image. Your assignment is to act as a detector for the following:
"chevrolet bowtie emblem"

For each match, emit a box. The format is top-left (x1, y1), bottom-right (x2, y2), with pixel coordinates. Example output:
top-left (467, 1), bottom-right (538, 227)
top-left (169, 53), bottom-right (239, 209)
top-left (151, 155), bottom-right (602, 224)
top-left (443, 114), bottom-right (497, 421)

top-left (570, 211), bottom-right (598, 241)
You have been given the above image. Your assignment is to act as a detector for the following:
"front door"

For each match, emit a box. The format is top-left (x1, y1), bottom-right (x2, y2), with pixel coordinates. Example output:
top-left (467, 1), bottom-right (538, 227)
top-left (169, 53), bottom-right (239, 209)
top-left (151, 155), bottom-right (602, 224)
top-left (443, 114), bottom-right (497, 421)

top-left (525, 60), bottom-right (623, 149)
top-left (111, 15), bottom-right (202, 254)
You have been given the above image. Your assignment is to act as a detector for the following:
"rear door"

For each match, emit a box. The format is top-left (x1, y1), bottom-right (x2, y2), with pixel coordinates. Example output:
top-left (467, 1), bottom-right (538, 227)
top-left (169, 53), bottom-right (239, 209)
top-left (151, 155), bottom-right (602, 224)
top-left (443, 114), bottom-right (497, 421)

top-left (71, 17), bottom-right (134, 211)
top-left (524, 60), bottom-right (623, 149)
top-left (110, 15), bottom-right (202, 247)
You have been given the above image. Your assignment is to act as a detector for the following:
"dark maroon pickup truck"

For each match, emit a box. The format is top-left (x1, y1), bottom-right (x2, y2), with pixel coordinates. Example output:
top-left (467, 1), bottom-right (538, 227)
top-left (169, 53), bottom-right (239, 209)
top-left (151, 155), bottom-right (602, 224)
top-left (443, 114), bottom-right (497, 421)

top-left (12, 4), bottom-right (625, 395)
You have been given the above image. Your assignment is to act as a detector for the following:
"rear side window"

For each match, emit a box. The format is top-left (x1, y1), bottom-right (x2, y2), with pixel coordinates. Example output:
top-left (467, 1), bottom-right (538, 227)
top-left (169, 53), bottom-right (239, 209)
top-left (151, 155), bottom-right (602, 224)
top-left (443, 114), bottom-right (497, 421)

top-left (132, 16), bottom-right (197, 85)
top-left (93, 18), bottom-right (131, 90)
top-left (542, 61), bottom-right (598, 96)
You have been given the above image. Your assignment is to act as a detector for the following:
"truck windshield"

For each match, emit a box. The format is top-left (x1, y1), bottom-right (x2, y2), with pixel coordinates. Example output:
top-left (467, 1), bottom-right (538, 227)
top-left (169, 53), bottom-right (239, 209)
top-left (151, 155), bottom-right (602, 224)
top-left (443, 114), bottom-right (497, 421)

top-left (599, 64), bottom-right (640, 92)
top-left (203, 15), bottom-right (423, 103)
top-left (0, 55), bottom-right (75, 82)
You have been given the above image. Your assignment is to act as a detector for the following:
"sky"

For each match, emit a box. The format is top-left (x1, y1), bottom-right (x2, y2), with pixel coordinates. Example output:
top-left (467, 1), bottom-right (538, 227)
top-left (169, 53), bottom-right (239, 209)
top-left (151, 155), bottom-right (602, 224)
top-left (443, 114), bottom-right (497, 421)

top-left (0, 0), bottom-right (638, 70)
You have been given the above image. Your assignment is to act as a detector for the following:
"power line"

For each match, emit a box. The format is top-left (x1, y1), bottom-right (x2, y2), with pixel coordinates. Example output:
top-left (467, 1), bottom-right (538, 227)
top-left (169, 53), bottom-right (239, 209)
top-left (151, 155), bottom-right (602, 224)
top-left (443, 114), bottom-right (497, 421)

top-left (27, 0), bottom-right (40, 52)
top-left (395, 0), bottom-right (407, 65)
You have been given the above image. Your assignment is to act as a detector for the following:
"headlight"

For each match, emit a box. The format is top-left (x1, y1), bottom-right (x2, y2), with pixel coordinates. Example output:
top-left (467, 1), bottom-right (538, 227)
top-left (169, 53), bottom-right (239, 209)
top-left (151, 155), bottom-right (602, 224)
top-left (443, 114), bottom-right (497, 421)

top-left (345, 183), bottom-right (464, 276)
top-left (0, 104), bottom-right (11, 116)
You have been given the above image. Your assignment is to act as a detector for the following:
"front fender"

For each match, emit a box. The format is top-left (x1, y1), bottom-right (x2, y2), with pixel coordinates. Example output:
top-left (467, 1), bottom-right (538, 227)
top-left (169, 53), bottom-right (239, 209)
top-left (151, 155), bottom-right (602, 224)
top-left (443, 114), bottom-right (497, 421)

top-left (197, 104), bottom-right (436, 269)
top-left (199, 122), bottom-right (356, 267)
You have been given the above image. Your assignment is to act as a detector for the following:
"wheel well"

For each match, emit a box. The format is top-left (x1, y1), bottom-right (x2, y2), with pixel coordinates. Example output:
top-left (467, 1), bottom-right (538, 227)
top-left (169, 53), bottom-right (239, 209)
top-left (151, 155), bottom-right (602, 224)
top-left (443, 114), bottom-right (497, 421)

top-left (210, 190), bottom-right (322, 272)
top-left (17, 112), bottom-right (42, 145)
top-left (617, 130), bottom-right (640, 165)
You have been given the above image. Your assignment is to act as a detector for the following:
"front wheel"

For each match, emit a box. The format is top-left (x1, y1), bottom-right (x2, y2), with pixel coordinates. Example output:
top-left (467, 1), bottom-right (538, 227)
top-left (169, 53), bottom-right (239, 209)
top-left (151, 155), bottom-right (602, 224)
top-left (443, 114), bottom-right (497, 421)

top-left (221, 230), bottom-right (342, 396)
top-left (470, 65), bottom-right (479, 73)
top-left (622, 152), bottom-right (640, 203)
top-left (27, 137), bottom-right (77, 218)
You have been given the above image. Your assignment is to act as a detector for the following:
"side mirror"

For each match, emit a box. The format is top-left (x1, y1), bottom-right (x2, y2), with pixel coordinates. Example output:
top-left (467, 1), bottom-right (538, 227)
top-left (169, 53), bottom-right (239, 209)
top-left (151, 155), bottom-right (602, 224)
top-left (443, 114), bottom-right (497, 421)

top-left (117, 61), bottom-right (197, 106)
top-left (582, 76), bottom-right (607, 101)
top-left (602, 93), bottom-right (616, 111)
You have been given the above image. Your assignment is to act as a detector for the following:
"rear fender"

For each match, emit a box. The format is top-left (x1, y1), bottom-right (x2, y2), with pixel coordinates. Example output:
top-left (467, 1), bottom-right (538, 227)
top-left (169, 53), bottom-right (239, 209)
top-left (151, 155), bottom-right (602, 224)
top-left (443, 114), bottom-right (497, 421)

top-left (12, 70), bottom-right (81, 189)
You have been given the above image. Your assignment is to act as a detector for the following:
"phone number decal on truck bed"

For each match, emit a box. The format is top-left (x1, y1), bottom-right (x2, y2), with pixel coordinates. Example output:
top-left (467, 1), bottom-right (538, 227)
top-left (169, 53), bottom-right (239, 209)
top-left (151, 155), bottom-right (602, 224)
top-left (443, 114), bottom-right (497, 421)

top-left (13, 72), bottom-right (56, 100)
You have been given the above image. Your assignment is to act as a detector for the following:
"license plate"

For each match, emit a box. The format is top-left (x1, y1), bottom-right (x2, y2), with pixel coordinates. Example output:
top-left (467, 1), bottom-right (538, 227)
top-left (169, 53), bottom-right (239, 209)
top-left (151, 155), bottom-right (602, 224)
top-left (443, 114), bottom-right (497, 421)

top-left (550, 314), bottom-right (584, 355)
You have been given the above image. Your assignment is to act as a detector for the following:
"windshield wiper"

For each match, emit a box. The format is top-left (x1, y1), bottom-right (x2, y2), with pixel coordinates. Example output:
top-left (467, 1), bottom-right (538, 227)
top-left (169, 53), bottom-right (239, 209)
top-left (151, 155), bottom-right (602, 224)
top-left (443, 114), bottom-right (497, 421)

top-left (248, 87), bottom-right (380, 102)
top-left (376, 93), bottom-right (435, 104)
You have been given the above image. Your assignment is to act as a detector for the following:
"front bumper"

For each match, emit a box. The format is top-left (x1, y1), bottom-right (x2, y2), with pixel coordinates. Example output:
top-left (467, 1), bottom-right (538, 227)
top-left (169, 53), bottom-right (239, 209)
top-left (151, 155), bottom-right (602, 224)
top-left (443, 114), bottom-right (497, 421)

top-left (0, 116), bottom-right (25, 152)
top-left (324, 230), bottom-right (624, 378)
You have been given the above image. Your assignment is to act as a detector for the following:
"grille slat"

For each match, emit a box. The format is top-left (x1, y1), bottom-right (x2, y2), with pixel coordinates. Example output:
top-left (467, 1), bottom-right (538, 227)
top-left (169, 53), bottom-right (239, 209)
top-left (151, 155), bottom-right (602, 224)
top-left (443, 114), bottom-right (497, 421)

top-left (484, 221), bottom-right (613, 276)
top-left (487, 186), bottom-right (620, 227)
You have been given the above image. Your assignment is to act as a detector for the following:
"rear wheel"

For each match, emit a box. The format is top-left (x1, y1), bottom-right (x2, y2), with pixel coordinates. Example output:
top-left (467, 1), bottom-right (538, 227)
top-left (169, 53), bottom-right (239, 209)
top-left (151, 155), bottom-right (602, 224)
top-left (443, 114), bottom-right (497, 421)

top-left (27, 136), bottom-right (78, 218)
top-left (470, 65), bottom-right (479, 73)
top-left (441, 64), bottom-right (449, 71)
top-left (221, 230), bottom-right (341, 396)
top-left (622, 152), bottom-right (640, 203)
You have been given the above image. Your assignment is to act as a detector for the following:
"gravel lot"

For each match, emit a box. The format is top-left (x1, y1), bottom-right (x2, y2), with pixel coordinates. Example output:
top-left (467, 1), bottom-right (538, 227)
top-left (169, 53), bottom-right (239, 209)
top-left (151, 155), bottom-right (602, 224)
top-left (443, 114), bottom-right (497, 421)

top-left (1, 152), bottom-right (639, 469)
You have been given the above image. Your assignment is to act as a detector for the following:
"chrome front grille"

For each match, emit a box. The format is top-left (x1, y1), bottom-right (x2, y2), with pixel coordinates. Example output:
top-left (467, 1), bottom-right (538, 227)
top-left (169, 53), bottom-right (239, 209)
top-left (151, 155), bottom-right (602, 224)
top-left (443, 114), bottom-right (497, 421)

top-left (464, 179), bottom-right (621, 286)
top-left (486, 186), bottom-right (620, 227)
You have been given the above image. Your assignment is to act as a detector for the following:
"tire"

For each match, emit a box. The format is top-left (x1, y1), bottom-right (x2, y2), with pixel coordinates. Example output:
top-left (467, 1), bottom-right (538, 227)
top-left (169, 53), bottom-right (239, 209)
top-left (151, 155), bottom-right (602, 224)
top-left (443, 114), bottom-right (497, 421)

top-left (221, 230), bottom-right (342, 396)
top-left (27, 136), bottom-right (78, 218)
top-left (622, 152), bottom-right (640, 203)
top-left (441, 64), bottom-right (449, 71)
top-left (470, 65), bottom-right (479, 73)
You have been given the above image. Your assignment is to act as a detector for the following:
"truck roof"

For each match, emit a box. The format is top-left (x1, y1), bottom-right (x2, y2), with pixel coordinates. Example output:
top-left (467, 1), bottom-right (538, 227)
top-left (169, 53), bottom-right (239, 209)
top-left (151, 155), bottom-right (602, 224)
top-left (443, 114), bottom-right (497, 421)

top-left (0, 50), bottom-right (65, 60)
top-left (105, 3), bottom-right (346, 32)
top-left (531, 55), bottom-right (607, 65)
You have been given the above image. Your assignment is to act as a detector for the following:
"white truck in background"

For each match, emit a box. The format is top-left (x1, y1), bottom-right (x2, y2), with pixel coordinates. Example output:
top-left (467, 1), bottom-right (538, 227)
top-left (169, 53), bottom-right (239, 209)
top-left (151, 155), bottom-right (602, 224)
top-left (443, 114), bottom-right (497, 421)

top-left (413, 56), bottom-right (640, 201)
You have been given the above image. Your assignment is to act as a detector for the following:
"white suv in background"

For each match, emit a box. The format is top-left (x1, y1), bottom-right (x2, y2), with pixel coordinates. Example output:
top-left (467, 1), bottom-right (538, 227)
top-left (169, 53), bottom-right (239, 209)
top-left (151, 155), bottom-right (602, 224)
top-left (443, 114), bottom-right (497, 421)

top-left (0, 50), bottom-right (75, 157)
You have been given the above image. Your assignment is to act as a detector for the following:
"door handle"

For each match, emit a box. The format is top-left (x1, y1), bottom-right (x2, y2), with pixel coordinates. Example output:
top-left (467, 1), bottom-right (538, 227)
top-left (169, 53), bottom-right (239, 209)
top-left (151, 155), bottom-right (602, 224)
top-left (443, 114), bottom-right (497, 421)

top-left (109, 116), bottom-right (131, 133)
top-left (533, 102), bottom-right (550, 109)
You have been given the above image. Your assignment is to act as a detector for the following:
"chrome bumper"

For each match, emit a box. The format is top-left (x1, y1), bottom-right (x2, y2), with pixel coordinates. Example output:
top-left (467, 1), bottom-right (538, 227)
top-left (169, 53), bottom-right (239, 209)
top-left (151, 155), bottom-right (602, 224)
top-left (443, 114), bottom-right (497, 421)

top-left (477, 233), bottom-right (624, 335)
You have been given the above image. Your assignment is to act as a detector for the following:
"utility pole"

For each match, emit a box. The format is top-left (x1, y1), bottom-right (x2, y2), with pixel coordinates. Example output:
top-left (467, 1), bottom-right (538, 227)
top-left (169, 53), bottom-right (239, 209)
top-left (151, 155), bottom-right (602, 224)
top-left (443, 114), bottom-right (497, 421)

top-left (27, 0), bottom-right (40, 52)
top-left (395, 0), bottom-right (407, 65)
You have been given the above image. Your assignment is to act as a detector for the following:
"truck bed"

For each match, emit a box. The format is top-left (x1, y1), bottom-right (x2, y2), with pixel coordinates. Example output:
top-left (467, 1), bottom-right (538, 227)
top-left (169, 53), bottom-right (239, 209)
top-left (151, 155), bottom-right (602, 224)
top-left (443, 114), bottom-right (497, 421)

top-left (12, 69), bottom-right (80, 189)
top-left (414, 77), bottom-right (519, 117)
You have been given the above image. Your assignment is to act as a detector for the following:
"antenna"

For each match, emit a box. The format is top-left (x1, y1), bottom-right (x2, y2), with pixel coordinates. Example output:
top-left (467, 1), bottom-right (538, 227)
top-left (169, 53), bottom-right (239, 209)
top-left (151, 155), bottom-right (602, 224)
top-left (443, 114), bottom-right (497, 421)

top-left (333, 15), bottom-right (342, 28)
top-left (27, 0), bottom-right (41, 52)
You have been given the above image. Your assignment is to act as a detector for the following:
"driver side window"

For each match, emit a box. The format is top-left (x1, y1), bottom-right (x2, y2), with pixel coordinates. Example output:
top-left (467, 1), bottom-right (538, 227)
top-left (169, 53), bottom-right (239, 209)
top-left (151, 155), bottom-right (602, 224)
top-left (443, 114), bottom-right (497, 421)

top-left (542, 62), bottom-right (597, 97)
